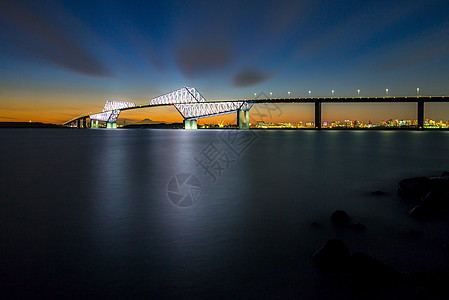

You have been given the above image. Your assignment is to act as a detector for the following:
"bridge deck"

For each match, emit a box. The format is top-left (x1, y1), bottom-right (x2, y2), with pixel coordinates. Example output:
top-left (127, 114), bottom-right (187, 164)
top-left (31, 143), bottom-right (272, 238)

top-left (63, 96), bottom-right (448, 125)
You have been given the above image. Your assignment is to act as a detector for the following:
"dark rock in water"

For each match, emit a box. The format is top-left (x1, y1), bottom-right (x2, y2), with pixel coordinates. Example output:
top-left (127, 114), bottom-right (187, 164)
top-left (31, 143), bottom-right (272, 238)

top-left (429, 176), bottom-right (449, 190)
top-left (405, 267), bottom-right (449, 298)
top-left (313, 239), bottom-right (350, 272)
top-left (400, 229), bottom-right (421, 237)
top-left (331, 210), bottom-right (351, 225)
top-left (399, 176), bottom-right (449, 218)
top-left (348, 252), bottom-right (398, 290)
top-left (422, 188), bottom-right (449, 209)
top-left (409, 205), bottom-right (429, 219)
top-left (350, 223), bottom-right (366, 231)
top-left (314, 242), bottom-right (399, 293)
top-left (411, 286), bottom-right (431, 299)
top-left (398, 177), bottom-right (432, 202)
top-left (309, 221), bottom-right (322, 229)
top-left (349, 252), bottom-right (397, 286)
top-left (371, 190), bottom-right (387, 196)
top-left (442, 171), bottom-right (449, 177)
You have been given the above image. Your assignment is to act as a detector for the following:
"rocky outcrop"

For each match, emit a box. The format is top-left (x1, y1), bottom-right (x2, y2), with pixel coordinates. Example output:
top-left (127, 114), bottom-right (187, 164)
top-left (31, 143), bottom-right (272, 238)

top-left (313, 239), bottom-right (399, 291)
top-left (313, 239), bottom-right (350, 272)
top-left (399, 174), bottom-right (449, 219)
top-left (330, 210), bottom-right (351, 225)
top-left (398, 177), bottom-right (432, 202)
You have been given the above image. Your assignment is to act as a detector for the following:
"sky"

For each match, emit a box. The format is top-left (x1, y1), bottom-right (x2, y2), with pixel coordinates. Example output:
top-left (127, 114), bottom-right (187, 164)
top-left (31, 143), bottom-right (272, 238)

top-left (1, 0), bottom-right (449, 124)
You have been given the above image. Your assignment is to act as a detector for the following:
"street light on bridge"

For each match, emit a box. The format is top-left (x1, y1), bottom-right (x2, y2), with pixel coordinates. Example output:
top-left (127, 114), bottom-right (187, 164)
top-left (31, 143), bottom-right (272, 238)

top-left (386, 88), bottom-right (389, 95)
top-left (417, 88), bottom-right (420, 96)
top-left (270, 92), bottom-right (273, 97)
top-left (288, 91), bottom-right (291, 97)
top-left (357, 89), bottom-right (360, 96)
top-left (308, 90), bottom-right (311, 96)
top-left (332, 90), bottom-right (334, 96)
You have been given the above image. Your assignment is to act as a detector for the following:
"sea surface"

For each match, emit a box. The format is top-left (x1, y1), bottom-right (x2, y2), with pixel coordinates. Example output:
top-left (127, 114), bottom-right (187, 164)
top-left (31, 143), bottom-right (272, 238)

top-left (1, 129), bottom-right (449, 298)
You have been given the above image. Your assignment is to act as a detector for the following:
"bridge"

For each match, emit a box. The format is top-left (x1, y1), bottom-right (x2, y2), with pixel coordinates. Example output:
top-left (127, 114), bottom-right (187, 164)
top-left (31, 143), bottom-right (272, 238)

top-left (63, 87), bottom-right (449, 130)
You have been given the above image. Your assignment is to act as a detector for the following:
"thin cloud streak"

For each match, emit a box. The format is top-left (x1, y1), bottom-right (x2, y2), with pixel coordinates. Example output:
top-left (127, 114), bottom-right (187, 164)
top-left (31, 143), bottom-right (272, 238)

top-left (0, 0), bottom-right (112, 77)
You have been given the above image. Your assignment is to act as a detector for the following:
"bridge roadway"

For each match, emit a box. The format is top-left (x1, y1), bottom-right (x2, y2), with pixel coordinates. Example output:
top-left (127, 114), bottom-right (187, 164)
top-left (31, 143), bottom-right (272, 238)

top-left (64, 95), bottom-right (448, 129)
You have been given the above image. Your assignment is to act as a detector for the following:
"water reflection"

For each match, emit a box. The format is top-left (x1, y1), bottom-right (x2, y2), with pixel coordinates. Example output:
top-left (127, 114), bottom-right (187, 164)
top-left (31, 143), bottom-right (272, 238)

top-left (3, 129), bottom-right (449, 297)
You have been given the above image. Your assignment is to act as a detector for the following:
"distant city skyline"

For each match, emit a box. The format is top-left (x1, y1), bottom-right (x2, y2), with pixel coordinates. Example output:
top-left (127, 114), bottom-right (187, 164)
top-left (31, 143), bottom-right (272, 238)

top-left (1, 0), bottom-right (449, 124)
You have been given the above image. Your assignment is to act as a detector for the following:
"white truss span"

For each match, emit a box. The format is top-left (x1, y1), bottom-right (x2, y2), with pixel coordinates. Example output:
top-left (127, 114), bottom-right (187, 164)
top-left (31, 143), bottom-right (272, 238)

top-left (90, 100), bottom-right (135, 122)
top-left (89, 111), bottom-right (112, 122)
top-left (103, 100), bottom-right (136, 111)
top-left (149, 87), bottom-right (206, 105)
top-left (175, 102), bottom-right (253, 120)
top-left (86, 88), bottom-right (254, 123)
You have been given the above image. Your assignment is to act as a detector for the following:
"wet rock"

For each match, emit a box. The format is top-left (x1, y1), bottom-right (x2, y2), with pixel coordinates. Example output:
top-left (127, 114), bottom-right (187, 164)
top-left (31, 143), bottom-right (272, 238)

top-left (405, 268), bottom-right (449, 298)
top-left (421, 189), bottom-right (449, 210)
top-left (409, 205), bottom-right (429, 219)
top-left (411, 286), bottom-right (432, 299)
top-left (398, 177), bottom-right (432, 202)
top-left (350, 223), bottom-right (366, 231)
top-left (443, 243), bottom-right (449, 252)
top-left (331, 210), bottom-right (351, 225)
top-left (371, 190), bottom-right (387, 196)
top-left (348, 252), bottom-right (398, 289)
top-left (429, 176), bottom-right (449, 190)
top-left (309, 221), bottom-right (322, 229)
top-left (400, 229), bottom-right (421, 237)
top-left (313, 239), bottom-right (350, 272)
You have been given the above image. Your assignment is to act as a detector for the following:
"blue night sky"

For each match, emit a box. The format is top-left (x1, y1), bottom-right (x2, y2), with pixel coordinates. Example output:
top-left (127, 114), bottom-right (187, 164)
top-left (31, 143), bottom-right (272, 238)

top-left (1, 0), bottom-right (449, 123)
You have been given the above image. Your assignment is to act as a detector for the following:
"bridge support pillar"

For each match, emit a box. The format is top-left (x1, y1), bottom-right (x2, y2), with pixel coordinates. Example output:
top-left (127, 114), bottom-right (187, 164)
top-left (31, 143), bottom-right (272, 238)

top-left (82, 118), bottom-right (87, 128)
top-left (106, 122), bottom-right (117, 129)
top-left (184, 119), bottom-right (197, 130)
top-left (237, 109), bottom-right (250, 130)
top-left (77, 119), bottom-right (81, 128)
top-left (417, 100), bottom-right (424, 131)
top-left (315, 101), bottom-right (322, 130)
top-left (91, 120), bottom-right (99, 129)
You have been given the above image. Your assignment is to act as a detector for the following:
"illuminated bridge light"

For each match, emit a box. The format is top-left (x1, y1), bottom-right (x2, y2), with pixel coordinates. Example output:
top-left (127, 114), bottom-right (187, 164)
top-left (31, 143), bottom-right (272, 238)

top-left (175, 101), bottom-right (253, 119)
top-left (149, 87), bottom-right (206, 105)
top-left (90, 100), bottom-right (136, 122)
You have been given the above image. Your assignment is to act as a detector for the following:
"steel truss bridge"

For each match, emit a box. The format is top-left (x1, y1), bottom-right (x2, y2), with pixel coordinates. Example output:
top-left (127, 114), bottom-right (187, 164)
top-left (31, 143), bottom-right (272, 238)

top-left (63, 87), bottom-right (448, 130)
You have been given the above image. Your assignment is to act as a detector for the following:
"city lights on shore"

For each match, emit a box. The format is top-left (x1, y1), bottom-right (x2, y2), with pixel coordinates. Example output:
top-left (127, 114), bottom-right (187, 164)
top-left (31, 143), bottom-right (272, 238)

top-left (248, 118), bottom-right (448, 129)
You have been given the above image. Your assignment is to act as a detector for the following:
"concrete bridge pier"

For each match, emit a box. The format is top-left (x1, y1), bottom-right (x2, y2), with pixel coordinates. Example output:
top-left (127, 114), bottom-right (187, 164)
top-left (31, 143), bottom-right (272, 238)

top-left (417, 100), bottom-right (424, 130)
top-left (82, 118), bottom-right (87, 128)
top-left (184, 119), bottom-right (197, 130)
top-left (106, 122), bottom-right (117, 129)
top-left (237, 109), bottom-right (249, 130)
top-left (77, 119), bottom-right (81, 128)
top-left (91, 120), bottom-right (99, 129)
top-left (315, 101), bottom-right (321, 130)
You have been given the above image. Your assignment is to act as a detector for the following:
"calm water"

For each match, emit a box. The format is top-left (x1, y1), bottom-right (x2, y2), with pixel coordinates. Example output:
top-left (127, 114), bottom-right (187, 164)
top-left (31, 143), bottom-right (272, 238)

top-left (1, 129), bottom-right (449, 298)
